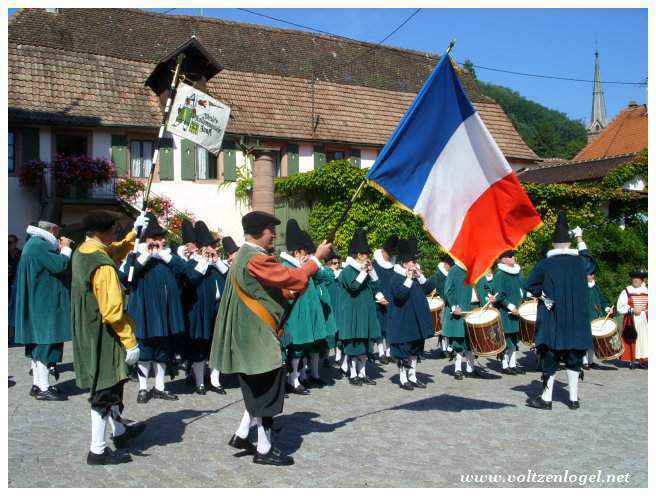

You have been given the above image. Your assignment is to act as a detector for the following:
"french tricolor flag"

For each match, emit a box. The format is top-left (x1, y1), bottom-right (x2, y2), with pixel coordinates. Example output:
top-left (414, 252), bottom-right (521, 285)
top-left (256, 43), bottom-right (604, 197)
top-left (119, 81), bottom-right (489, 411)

top-left (367, 55), bottom-right (541, 284)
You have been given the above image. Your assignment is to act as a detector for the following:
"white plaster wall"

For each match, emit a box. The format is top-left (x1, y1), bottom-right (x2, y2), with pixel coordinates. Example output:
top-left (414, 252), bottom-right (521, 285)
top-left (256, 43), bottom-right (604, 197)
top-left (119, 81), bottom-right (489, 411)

top-left (360, 148), bottom-right (378, 169)
top-left (299, 143), bottom-right (314, 172)
top-left (623, 177), bottom-right (646, 191)
top-left (148, 133), bottom-right (251, 244)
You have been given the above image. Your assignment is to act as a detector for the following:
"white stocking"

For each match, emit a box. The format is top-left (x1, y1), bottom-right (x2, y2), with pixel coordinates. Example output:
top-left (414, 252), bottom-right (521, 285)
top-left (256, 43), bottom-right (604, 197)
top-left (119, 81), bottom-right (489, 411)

top-left (192, 361), bottom-right (205, 387)
top-left (455, 353), bottom-right (463, 372)
top-left (90, 410), bottom-right (107, 455)
top-left (541, 375), bottom-right (555, 402)
top-left (137, 361), bottom-right (151, 390)
top-left (357, 358), bottom-right (367, 378)
top-left (586, 349), bottom-right (595, 365)
top-left (154, 362), bottom-right (166, 391)
top-left (408, 356), bottom-right (418, 382)
top-left (108, 409), bottom-right (126, 437)
top-left (465, 351), bottom-right (475, 373)
top-left (502, 354), bottom-right (509, 369)
top-left (255, 418), bottom-right (271, 455)
top-left (582, 353), bottom-right (588, 366)
top-left (567, 369), bottom-right (579, 402)
top-left (399, 364), bottom-right (408, 385)
top-left (335, 347), bottom-right (342, 363)
top-left (340, 354), bottom-right (349, 373)
top-left (35, 360), bottom-right (50, 392)
top-left (235, 410), bottom-right (252, 439)
top-left (509, 350), bottom-right (517, 368)
top-left (289, 358), bottom-right (301, 387)
top-left (441, 338), bottom-right (448, 352)
top-left (349, 357), bottom-right (357, 378)
top-left (210, 369), bottom-right (221, 388)
top-left (31, 359), bottom-right (37, 386)
top-left (378, 342), bottom-right (385, 357)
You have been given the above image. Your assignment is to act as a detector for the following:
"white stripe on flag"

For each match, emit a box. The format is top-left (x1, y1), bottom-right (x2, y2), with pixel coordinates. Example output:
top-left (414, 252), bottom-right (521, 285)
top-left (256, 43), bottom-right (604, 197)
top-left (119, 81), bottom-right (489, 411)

top-left (413, 112), bottom-right (512, 249)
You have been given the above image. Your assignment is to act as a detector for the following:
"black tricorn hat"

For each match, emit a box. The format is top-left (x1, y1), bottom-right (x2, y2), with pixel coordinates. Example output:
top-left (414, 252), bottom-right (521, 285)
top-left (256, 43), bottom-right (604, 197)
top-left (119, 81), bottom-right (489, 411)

top-left (397, 238), bottom-right (417, 264)
top-left (181, 218), bottom-right (196, 244)
top-left (83, 210), bottom-right (121, 233)
top-left (553, 211), bottom-right (570, 244)
top-left (41, 198), bottom-right (63, 226)
top-left (349, 228), bottom-right (371, 256)
top-left (285, 219), bottom-right (305, 252)
top-left (222, 236), bottom-right (239, 256)
top-left (408, 235), bottom-right (420, 259)
top-left (301, 231), bottom-right (316, 254)
top-left (194, 221), bottom-right (215, 248)
top-left (440, 253), bottom-right (454, 265)
top-left (500, 250), bottom-right (516, 259)
top-left (382, 234), bottom-right (399, 255)
top-left (143, 212), bottom-right (167, 239)
top-left (242, 211), bottom-right (281, 236)
top-left (629, 269), bottom-right (648, 280)
top-left (326, 248), bottom-right (340, 262)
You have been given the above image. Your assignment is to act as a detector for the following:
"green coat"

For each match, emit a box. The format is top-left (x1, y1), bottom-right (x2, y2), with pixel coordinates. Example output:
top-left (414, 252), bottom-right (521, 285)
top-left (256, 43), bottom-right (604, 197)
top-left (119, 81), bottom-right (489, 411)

top-left (209, 244), bottom-right (288, 376)
top-left (280, 255), bottom-right (329, 347)
top-left (337, 262), bottom-right (382, 342)
top-left (588, 282), bottom-right (610, 319)
top-left (71, 250), bottom-right (128, 392)
top-left (475, 274), bottom-right (496, 307)
top-left (429, 265), bottom-right (449, 297)
top-left (493, 267), bottom-right (525, 334)
top-left (14, 235), bottom-right (71, 345)
top-left (315, 267), bottom-right (338, 337)
top-left (441, 265), bottom-right (474, 339)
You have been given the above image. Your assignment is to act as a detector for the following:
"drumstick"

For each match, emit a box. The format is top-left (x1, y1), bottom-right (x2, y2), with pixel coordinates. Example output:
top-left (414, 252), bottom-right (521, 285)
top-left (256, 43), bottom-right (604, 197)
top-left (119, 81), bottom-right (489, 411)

top-left (601, 307), bottom-right (614, 328)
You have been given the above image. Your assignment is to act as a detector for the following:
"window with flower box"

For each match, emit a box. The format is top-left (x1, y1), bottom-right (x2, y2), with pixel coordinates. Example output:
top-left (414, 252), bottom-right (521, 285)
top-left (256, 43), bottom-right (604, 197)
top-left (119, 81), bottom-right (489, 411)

top-left (130, 140), bottom-right (153, 178)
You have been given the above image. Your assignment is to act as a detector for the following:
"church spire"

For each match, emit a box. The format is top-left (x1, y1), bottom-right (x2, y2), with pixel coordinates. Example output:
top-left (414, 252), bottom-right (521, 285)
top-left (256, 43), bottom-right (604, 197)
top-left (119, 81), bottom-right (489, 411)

top-left (587, 47), bottom-right (608, 143)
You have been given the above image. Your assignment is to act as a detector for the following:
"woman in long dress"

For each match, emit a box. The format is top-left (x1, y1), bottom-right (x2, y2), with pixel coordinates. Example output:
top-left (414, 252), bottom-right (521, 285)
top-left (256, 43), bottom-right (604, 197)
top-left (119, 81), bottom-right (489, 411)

top-left (617, 270), bottom-right (648, 369)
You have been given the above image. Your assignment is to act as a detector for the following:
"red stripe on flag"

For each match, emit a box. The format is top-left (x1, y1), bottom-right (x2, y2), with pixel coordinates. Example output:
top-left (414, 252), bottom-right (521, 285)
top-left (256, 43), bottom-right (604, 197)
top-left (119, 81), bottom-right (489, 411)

top-left (449, 173), bottom-right (542, 285)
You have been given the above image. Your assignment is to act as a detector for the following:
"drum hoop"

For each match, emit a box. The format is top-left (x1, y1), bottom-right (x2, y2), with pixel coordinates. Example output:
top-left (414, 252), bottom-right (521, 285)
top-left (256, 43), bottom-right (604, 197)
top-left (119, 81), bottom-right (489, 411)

top-left (592, 332), bottom-right (624, 361)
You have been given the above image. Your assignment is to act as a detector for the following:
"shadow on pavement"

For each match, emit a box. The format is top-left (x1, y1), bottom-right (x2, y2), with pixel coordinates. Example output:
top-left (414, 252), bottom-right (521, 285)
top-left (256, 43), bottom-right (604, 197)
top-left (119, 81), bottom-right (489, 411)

top-left (276, 411), bottom-right (358, 455)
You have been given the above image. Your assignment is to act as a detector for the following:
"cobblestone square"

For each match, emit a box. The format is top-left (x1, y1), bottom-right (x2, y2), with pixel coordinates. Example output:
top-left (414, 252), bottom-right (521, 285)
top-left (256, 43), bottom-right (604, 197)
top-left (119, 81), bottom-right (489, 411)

top-left (7, 339), bottom-right (647, 487)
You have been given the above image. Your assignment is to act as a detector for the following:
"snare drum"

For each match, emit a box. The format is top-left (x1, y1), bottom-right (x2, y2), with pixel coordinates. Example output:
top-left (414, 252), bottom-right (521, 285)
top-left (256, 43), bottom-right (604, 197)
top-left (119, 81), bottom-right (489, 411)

top-left (518, 301), bottom-right (537, 347)
top-left (427, 296), bottom-right (444, 336)
top-left (465, 307), bottom-right (506, 357)
top-left (591, 318), bottom-right (623, 360)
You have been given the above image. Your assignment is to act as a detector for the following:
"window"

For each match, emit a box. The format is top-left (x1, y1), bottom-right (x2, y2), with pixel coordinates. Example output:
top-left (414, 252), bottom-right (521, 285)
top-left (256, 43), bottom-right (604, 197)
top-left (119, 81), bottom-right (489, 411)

top-left (56, 134), bottom-right (87, 156)
top-left (196, 146), bottom-right (218, 180)
top-left (326, 150), bottom-right (346, 162)
top-left (8, 131), bottom-right (14, 173)
top-left (130, 140), bottom-right (153, 178)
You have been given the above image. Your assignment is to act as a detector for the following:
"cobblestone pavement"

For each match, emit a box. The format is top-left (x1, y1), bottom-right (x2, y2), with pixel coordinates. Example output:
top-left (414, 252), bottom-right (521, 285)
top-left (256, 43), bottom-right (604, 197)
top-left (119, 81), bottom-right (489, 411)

top-left (8, 339), bottom-right (647, 487)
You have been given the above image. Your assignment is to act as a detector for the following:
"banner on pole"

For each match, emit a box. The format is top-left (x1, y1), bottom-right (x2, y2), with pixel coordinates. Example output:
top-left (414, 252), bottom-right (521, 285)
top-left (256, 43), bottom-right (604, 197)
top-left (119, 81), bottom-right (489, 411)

top-left (166, 82), bottom-right (231, 155)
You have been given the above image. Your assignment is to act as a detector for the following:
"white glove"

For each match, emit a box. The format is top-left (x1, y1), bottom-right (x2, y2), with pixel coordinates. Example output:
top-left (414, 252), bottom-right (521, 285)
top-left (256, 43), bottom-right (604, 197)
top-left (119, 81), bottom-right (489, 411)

top-left (604, 307), bottom-right (612, 314)
top-left (570, 226), bottom-right (583, 238)
top-left (158, 249), bottom-right (172, 264)
top-left (125, 345), bottom-right (140, 366)
top-left (133, 211), bottom-right (150, 234)
top-left (542, 295), bottom-right (554, 311)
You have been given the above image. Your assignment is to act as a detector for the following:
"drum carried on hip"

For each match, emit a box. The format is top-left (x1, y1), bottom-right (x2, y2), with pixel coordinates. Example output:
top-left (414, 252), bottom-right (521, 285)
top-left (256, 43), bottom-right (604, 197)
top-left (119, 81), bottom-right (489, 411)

top-left (465, 307), bottom-right (506, 357)
top-left (591, 318), bottom-right (623, 360)
top-left (427, 296), bottom-right (445, 336)
top-left (518, 300), bottom-right (537, 347)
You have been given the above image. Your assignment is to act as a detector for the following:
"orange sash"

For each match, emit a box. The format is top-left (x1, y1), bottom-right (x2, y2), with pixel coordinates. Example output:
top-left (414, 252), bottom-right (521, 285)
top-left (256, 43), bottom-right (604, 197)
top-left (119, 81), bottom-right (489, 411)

top-left (231, 272), bottom-right (283, 339)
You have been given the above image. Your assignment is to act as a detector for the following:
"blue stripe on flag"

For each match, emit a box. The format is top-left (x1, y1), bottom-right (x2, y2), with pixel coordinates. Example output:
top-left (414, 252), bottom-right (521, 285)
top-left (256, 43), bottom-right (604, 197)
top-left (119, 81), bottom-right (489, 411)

top-left (366, 55), bottom-right (476, 209)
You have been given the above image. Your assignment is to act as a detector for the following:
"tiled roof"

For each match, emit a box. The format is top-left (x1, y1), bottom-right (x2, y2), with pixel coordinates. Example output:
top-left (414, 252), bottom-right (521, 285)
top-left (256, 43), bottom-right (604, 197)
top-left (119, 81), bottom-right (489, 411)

top-left (8, 8), bottom-right (538, 160)
top-left (517, 153), bottom-right (639, 184)
top-left (573, 103), bottom-right (647, 161)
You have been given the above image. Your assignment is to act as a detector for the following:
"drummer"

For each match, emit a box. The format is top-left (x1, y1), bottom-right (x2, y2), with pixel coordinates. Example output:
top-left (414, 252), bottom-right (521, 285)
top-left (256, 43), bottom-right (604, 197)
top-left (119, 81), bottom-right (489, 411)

top-left (387, 239), bottom-right (435, 390)
top-left (493, 251), bottom-right (526, 375)
top-left (442, 261), bottom-right (488, 380)
top-left (584, 271), bottom-right (612, 370)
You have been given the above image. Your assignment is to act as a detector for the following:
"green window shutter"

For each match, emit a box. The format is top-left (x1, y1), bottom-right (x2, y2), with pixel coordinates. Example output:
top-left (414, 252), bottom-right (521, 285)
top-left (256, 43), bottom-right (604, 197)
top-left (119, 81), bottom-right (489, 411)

top-left (22, 128), bottom-right (40, 164)
top-left (286, 144), bottom-right (299, 176)
top-left (349, 149), bottom-right (361, 168)
top-left (181, 139), bottom-right (196, 180)
top-left (158, 138), bottom-right (174, 180)
top-left (110, 135), bottom-right (128, 176)
top-left (314, 145), bottom-right (326, 169)
top-left (223, 141), bottom-right (237, 181)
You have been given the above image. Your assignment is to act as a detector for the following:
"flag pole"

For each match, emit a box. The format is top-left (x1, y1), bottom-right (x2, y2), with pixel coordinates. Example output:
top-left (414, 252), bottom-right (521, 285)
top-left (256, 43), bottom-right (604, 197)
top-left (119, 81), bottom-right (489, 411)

top-left (126, 53), bottom-right (185, 286)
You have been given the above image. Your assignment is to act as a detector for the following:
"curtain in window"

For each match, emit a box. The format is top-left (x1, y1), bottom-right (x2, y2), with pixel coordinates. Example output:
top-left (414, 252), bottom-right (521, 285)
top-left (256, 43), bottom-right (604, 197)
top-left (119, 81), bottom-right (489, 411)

top-left (131, 141), bottom-right (142, 177)
top-left (142, 141), bottom-right (153, 178)
top-left (197, 146), bottom-right (208, 179)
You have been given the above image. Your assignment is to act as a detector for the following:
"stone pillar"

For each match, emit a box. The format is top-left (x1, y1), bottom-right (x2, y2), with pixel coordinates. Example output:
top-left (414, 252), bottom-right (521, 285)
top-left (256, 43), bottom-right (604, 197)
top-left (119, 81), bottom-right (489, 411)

top-left (251, 150), bottom-right (275, 214)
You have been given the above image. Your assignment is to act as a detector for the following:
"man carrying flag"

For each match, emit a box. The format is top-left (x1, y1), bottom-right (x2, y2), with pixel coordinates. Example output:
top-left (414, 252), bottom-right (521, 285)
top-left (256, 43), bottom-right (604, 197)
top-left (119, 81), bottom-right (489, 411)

top-left (366, 52), bottom-right (541, 284)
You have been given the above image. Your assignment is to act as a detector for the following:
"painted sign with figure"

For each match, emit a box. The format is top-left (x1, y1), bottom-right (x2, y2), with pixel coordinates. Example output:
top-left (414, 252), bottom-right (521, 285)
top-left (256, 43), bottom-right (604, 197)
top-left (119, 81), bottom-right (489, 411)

top-left (166, 82), bottom-right (231, 155)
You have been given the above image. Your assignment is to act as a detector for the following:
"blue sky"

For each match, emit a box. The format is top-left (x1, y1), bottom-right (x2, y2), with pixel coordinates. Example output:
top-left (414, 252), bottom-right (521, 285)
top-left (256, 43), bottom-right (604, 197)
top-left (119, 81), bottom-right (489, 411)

top-left (9, 8), bottom-right (648, 123)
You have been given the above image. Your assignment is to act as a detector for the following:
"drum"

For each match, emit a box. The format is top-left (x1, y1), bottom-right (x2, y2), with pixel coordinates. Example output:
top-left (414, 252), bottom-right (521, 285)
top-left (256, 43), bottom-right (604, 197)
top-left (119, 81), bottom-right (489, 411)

top-left (591, 318), bottom-right (623, 360)
top-left (427, 296), bottom-right (444, 336)
top-left (518, 301), bottom-right (537, 347)
top-left (465, 307), bottom-right (506, 357)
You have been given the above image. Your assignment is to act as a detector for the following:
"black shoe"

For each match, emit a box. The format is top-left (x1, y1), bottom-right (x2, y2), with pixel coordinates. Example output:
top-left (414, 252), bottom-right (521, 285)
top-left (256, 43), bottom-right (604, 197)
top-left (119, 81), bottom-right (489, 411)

top-left (400, 381), bottom-right (414, 391)
top-left (36, 387), bottom-right (65, 401)
top-left (512, 367), bottom-right (525, 375)
top-left (253, 447), bottom-right (294, 466)
top-left (338, 369), bottom-right (349, 379)
top-left (526, 396), bottom-right (552, 410)
top-left (454, 371), bottom-right (464, 380)
top-left (136, 389), bottom-right (151, 404)
top-left (409, 379), bottom-right (426, 389)
top-left (579, 370), bottom-right (585, 381)
top-left (228, 434), bottom-right (256, 453)
top-left (196, 384), bottom-right (207, 395)
top-left (307, 377), bottom-right (327, 388)
top-left (152, 389), bottom-right (179, 401)
top-left (502, 367), bottom-right (516, 375)
top-left (209, 384), bottom-right (227, 395)
top-left (29, 385), bottom-right (39, 397)
top-left (465, 368), bottom-right (491, 379)
top-left (348, 377), bottom-right (362, 386)
top-left (582, 364), bottom-right (590, 370)
top-left (86, 448), bottom-right (132, 466)
top-left (361, 377), bottom-right (376, 385)
top-left (567, 400), bottom-right (581, 410)
top-left (111, 422), bottom-right (146, 449)
top-left (290, 384), bottom-right (310, 395)
top-left (322, 358), bottom-right (331, 368)
top-left (434, 350), bottom-right (446, 359)
top-left (185, 374), bottom-right (194, 386)
top-left (379, 356), bottom-right (389, 365)
top-left (589, 362), bottom-right (601, 369)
